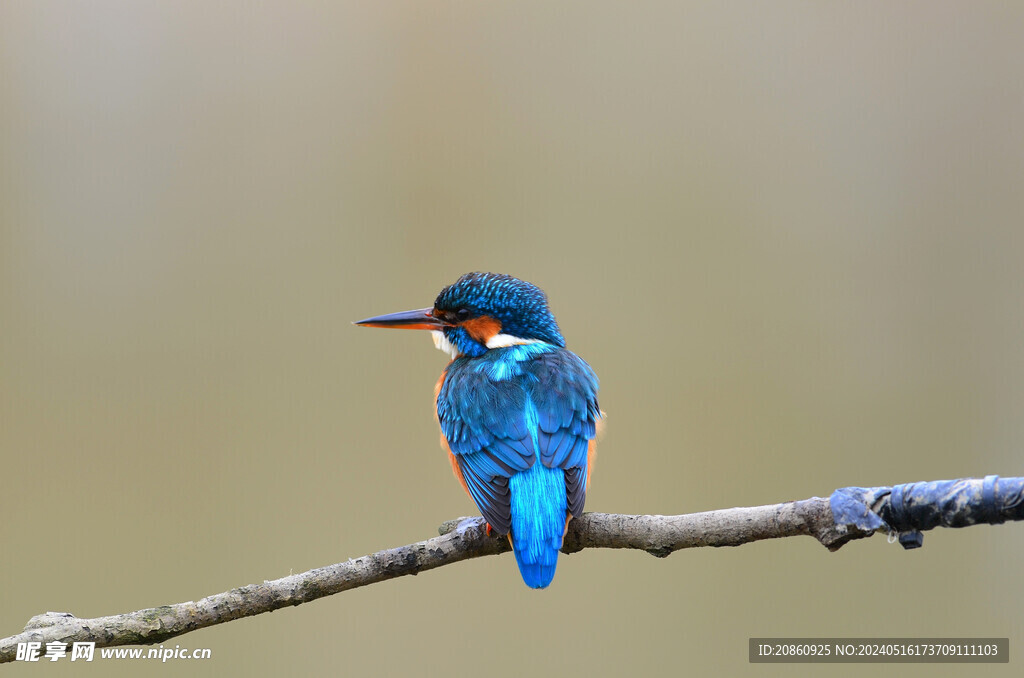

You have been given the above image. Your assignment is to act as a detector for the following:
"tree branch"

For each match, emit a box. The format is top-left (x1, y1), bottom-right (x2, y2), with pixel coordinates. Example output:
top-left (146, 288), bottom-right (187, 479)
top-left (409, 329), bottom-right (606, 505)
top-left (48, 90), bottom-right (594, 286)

top-left (3, 475), bottom-right (1020, 663)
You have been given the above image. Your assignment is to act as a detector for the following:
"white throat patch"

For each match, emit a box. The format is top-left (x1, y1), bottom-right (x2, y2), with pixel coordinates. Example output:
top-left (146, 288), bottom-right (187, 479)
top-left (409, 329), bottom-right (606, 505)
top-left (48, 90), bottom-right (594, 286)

top-left (431, 330), bottom-right (460, 359)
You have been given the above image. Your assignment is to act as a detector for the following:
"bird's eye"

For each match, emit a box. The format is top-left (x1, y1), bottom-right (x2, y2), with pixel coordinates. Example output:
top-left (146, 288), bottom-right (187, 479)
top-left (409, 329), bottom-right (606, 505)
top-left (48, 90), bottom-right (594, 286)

top-left (456, 308), bottom-right (471, 320)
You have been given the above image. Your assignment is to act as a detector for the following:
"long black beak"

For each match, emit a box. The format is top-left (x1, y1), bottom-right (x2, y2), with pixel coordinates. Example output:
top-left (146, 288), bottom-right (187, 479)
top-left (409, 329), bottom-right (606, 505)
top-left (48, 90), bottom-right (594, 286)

top-left (353, 307), bottom-right (446, 330)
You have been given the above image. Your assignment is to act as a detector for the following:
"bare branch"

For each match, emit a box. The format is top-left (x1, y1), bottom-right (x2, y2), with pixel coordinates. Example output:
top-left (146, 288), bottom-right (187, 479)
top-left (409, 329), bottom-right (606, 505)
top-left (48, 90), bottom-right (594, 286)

top-left (3, 475), bottom-right (1020, 663)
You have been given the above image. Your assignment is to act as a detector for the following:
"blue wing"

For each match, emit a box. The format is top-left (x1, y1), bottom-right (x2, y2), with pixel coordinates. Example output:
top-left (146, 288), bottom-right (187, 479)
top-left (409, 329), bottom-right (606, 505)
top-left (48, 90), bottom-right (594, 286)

top-left (437, 344), bottom-right (600, 534)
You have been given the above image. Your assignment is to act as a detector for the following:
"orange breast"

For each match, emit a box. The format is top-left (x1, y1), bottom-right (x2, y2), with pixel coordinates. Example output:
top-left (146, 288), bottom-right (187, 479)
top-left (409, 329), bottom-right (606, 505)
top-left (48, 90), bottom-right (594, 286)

top-left (435, 369), bottom-right (473, 500)
top-left (587, 415), bottom-right (605, 487)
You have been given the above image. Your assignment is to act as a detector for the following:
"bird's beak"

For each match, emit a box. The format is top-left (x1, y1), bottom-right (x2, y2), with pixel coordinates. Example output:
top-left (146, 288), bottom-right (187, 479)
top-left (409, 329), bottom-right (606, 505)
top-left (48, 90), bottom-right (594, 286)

top-left (353, 307), bottom-right (446, 330)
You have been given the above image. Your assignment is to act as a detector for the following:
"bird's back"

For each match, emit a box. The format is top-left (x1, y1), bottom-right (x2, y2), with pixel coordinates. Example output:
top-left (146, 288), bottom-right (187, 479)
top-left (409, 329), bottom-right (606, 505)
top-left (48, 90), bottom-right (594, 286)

top-left (436, 343), bottom-right (600, 588)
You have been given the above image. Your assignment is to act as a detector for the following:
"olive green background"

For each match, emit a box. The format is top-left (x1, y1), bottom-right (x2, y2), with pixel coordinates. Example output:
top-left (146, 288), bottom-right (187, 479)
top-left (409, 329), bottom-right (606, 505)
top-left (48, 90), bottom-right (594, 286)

top-left (2, 2), bottom-right (1022, 676)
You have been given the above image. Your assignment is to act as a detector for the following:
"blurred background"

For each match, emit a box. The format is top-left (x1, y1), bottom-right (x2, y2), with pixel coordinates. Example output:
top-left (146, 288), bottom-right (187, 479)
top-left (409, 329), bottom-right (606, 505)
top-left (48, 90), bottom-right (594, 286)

top-left (2, 2), bottom-right (1022, 676)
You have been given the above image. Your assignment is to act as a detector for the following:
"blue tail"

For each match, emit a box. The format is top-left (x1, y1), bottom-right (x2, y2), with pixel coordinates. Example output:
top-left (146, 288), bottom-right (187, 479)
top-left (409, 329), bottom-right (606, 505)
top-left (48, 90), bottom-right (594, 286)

top-left (509, 462), bottom-right (567, 589)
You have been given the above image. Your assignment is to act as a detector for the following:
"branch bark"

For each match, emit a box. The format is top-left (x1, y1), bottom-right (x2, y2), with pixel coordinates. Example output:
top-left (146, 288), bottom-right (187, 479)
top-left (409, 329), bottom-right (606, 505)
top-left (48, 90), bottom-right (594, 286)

top-left (2, 477), bottom-right (1017, 663)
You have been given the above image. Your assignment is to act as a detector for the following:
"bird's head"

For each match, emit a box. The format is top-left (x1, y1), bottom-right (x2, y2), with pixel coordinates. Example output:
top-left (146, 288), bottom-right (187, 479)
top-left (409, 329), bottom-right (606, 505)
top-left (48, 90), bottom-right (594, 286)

top-left (355, 272), bottom-right (565, 358)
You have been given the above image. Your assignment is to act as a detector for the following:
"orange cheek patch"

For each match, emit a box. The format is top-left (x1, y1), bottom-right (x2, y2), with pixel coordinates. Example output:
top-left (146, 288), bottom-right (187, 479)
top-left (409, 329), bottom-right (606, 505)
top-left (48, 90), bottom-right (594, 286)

top-left (460, 315), bottom-right (502, 344)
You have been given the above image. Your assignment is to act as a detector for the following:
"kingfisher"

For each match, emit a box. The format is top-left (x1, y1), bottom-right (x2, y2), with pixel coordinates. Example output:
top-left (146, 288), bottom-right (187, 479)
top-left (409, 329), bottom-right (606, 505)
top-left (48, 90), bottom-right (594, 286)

top-left (355, 272), bottom-right (601, 588)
